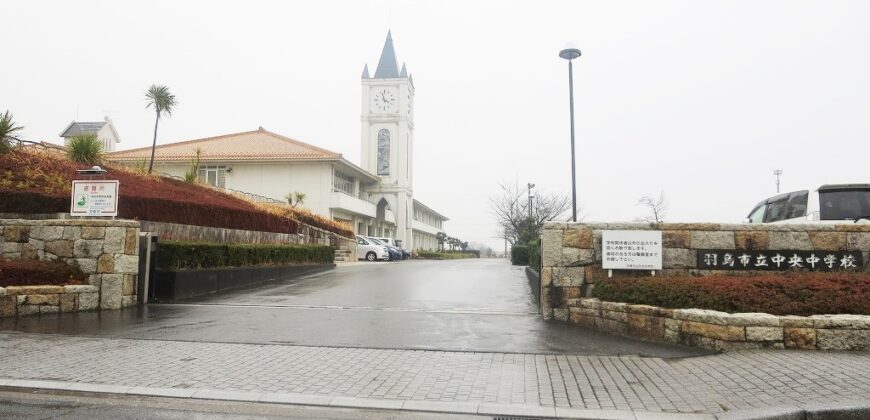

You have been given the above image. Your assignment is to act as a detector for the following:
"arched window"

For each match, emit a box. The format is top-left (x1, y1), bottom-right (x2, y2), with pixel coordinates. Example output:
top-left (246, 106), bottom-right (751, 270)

top-left (377, 129), bottom-right (390, 176)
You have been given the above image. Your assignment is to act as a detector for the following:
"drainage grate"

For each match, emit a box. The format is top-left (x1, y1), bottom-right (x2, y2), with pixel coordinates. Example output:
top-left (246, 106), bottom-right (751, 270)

top-left (493, 417), bottom-right (548, 420)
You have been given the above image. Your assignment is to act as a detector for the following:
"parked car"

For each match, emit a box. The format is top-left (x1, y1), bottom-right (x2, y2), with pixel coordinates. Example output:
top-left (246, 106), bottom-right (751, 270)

top-left (376, 237), bottom-right (411, 259)
top-left (356, 236), bottom-right (390, 261)
top-left (364, 236), bottom-right (403, 261)
top-left (745, 184), bottom-right (870, 224)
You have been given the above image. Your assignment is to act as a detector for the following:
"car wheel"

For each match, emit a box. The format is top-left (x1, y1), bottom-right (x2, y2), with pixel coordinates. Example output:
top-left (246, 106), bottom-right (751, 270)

top-left (366, 252), bottom-right (377, 261)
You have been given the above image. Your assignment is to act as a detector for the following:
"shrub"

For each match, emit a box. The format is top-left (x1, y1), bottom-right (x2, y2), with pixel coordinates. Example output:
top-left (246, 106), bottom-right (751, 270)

top-left (511, 245), bottom-right (529, 266)
top-left (0, 259), bottom-right (87, 287)
top-left (528, 239), bottom-right (541, 271)
top-left (591, 273), bottom-right (870, 316)
top-left (155, 241), bottom-right (334, 270)
top-left (0, 110), bottom-right (24, 155)
top-left (66, 133), bottom-right (104, 164)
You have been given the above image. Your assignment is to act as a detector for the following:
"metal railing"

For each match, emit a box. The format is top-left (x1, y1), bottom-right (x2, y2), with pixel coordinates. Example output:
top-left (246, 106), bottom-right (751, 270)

top-left (155, 172), bottom-right (284, 204)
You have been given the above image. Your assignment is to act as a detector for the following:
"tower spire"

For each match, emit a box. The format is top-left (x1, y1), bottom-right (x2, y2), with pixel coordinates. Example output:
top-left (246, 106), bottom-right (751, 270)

top-left (373, 30), bottom-right (400, 79)
top-left (361, 63), bottom-right (370, 79)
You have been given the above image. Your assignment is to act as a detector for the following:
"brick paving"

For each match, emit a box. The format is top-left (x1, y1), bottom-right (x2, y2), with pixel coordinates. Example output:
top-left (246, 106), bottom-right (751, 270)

top-left (0, 332), bottom-right (869, 415)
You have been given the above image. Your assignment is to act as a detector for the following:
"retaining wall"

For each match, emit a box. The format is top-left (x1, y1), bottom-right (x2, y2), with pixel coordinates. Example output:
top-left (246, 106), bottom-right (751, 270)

top-left (140, 220), bottom-right (356, 259)
top-left (568, 298), bottom-right (870, 351)
top-left (0, 219), bottom-right (139, 317)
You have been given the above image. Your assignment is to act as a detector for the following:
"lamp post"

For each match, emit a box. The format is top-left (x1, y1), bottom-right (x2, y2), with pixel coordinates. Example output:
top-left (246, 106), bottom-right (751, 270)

top-left (527, 183), bottom-right (535, 219)
top-left (559, 44), bottom-right (581, 222)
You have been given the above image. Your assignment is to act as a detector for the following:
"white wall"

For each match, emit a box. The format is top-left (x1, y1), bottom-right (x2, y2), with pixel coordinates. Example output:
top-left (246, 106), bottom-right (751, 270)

top-left (97, 124), bottom-right (119, 152)
top-left (226, 162), bottom-right (331, 214)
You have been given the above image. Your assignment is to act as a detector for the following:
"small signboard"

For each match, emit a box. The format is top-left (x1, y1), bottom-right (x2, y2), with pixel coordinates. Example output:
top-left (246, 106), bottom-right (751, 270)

top-left (70, 180), bottom-right (119, 217)
top-left (697, 249), bottom-right (863, 271)
top-left (602, 230), bottom-right (663, 270)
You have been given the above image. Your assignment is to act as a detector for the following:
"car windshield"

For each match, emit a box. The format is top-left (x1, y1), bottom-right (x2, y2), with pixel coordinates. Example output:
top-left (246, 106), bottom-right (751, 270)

top-left (367, 238), bottom-right (385, 245)
top-left (820, 188), bottom-right (870, 220)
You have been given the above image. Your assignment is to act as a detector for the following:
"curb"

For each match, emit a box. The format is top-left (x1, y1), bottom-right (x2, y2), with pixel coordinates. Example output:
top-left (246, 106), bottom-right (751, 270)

top-left (0, 377), bottom-right (691, 419)
top-left (0, 378), bottom-right (868, 419)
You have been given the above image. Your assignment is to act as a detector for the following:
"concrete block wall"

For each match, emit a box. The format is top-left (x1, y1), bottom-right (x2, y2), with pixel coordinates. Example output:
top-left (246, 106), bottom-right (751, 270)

top-left (0, 219), bottom-right (139, 317)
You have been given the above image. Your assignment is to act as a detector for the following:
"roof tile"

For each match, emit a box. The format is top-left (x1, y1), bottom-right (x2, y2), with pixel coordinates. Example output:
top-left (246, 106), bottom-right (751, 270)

top-left (105, 128), bottom-right (341, 162)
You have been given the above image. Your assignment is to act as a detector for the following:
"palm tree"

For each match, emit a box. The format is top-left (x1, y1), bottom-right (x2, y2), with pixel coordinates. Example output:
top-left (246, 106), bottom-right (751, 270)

top-left (284, 191), bottom-right (307, 208)
top-left (0, 110), bottom-right (24, 154)
top-left (145, 84), bottom-right (177, 174)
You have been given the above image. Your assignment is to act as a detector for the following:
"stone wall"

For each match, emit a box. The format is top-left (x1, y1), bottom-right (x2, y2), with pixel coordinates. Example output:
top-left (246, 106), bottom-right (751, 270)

top-left (140, 220), bottom-right (356, 261)
top-left (541, 222), bottom-right (870, 320)
top-left (0, 219), bottom-right (139, 317)
top-left (567, 298), bottom-right (870, 351)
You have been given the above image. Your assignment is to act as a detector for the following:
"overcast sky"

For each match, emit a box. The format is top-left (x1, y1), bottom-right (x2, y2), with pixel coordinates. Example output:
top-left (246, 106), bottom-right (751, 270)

top-left (4, 0), bottom-right (870, 250)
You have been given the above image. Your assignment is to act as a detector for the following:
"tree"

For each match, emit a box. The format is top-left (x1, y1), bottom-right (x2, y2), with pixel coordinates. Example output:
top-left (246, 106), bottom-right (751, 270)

top-left (0, 110), bottom-right (24, 154)
top-left (145, 84), bottom-right (177, 174)
top-left (636, 191), bottom-right (668, 223)
top-left (435, 232), bottom-right (447, 251)
top-left (490, 182), bottom-right (572, 245)
top-left (183, 148), bottom-right (203, 183)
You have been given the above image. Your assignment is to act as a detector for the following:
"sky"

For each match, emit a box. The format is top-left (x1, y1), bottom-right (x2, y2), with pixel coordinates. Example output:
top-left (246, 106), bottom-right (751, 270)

top-left (3, 0), bottom-right (870, 251)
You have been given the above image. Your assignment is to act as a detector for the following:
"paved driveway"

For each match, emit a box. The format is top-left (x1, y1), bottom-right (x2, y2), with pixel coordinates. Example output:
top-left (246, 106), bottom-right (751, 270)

top-left (0, 259), bottom-right (704, 357)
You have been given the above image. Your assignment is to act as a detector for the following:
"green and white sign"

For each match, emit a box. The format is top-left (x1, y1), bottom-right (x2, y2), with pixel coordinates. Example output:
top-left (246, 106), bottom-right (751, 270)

top-left (70, 180), bottom-right (119, 217)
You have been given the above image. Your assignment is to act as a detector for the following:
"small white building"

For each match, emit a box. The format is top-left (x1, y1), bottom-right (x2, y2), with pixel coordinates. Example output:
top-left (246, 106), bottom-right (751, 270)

top-left (59, 117), bottom-right (121, 152)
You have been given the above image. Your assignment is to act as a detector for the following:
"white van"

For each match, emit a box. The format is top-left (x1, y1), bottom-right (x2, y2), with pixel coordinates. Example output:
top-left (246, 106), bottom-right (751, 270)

top-left (745, 184), bottom-right (870, 224)
top-left (356, 236), bottom-right (389, 261)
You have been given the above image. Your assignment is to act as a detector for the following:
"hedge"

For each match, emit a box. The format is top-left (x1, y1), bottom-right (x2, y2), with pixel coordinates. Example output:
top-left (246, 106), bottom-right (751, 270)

top-left (511, 245), bottom-right (529, 266)
top-left (156, 241), bottom-right (334, 270)
top-left (0, 150), bottom-right (353, 238)
top-left (415, 251), bottom-right (478, 260)
top-left (528, 239), bottom-right (541, 271)
top-left (0, 259), bottom-right (86, 287)
top-left (591, 273), bottom-right (870, 316)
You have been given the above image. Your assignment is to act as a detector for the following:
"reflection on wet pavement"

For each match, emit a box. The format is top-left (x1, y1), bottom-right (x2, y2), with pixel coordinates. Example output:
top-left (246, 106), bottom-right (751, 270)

top-left (0, 259), bottom-right (707, 357)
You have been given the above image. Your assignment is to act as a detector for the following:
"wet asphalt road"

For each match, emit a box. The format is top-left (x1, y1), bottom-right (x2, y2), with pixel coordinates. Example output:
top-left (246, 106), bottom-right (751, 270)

top-left (0, 259), bottom-right (706, 357)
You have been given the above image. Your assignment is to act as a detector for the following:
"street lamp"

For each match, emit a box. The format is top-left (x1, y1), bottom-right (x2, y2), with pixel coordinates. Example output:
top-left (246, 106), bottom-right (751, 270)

top-left (527, 183), bottom-right (535, 219)
top-left (773, 169), bottom-right (783, 193)
top-left (559, 43), bottom-right (581, 222)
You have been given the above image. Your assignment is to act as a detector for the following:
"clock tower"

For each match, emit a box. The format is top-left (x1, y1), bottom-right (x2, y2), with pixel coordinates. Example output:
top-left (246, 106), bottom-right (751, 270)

top-left (361, 31), bottom-right (415, 249)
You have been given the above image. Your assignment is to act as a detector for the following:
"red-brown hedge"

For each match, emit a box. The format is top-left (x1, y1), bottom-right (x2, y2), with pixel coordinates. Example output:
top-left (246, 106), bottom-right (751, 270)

top-left (0, 150), bottom-right (362, 237)
top-left (0, 259), bottom-right (87, 287)
top-left (591, 273), bottom-right (870, 316)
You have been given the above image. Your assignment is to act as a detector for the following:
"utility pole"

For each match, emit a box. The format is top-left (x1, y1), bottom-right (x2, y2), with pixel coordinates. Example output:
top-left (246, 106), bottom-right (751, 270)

top-left (773, 169), bottom-right (782, 193)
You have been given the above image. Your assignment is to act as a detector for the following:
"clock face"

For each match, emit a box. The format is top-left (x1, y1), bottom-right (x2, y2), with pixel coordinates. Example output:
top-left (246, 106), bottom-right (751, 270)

top-left (372, 88), bottom-right (398, 113)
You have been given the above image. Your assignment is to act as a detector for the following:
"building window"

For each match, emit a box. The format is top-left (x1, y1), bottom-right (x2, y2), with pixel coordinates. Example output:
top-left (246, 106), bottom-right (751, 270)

top-left (198, 166), bottom-right (226, 188)
top-left (377, 129), bottom-right (390, 176)
top-left (333, 171), bottom-right (355, 196)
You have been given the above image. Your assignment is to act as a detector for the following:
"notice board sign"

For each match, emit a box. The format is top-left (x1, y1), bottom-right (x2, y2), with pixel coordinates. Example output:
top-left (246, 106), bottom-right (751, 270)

top-left (602, 230), bottom-right (663, 270)
top-left (70, 180), bottom-right (119, 217)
